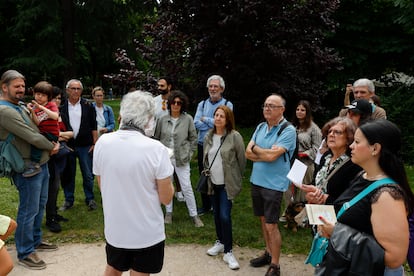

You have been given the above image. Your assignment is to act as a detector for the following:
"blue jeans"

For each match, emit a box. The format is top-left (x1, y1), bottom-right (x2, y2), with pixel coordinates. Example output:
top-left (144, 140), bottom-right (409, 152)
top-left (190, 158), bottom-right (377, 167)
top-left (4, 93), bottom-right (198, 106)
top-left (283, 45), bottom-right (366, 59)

top-left (211, 185), bottom-right (233, 253)
top-left (384, 266), bottom-right (404, 276)
top-left (62, 146), bottom-right (94, 204)
top-left (12, 163), bottom-right (49, 259)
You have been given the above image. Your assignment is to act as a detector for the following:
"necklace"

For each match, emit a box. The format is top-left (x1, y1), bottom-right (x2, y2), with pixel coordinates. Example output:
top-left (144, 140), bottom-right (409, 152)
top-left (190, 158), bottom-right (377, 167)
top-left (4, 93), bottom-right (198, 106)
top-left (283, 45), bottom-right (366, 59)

top-left (363, 172), bottom-right (387, 181)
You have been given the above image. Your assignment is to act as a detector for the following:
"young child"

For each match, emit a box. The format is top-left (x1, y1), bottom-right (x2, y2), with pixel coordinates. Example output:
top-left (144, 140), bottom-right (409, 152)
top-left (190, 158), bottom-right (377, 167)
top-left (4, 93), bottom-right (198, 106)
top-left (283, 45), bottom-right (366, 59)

top-left (24, 81), bottom-right (60, 177)
top-left (0, 214), bottom-right (17, 276)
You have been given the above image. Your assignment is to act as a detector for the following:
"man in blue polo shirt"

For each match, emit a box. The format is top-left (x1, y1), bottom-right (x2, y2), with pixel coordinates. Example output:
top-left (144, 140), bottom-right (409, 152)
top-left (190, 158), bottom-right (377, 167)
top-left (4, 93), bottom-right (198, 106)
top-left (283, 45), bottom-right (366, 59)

top-left (245, 94), bottom-right (296, 276)
top-left (194, 75), bottom-right (233, 215)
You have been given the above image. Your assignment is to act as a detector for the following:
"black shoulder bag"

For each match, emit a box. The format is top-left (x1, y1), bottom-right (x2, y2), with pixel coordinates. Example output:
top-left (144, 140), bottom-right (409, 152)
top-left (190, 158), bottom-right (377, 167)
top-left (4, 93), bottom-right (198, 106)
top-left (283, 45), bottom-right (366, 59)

top-left (196, 135), bottom-right (226, 193)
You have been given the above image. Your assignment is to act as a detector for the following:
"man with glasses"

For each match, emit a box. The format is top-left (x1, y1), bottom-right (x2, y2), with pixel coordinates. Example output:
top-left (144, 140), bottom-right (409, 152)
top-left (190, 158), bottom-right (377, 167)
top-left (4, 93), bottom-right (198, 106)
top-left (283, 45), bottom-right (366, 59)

top-left (339, 78), bottom-right (386, 119)
top-left (60, 79), bottom-right (98, 211)
top-left (245, 94), bottom-right (296, 276)
top-left (194, 75), bottom-right (233, 215)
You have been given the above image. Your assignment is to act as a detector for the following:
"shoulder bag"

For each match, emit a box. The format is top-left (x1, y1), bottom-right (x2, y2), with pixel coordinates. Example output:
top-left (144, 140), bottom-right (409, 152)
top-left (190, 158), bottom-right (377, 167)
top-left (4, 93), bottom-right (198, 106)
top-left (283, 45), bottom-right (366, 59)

top-left (305, 177), bottom-right (396, 267)
top-left (196, 135), bottom-right (226, 193)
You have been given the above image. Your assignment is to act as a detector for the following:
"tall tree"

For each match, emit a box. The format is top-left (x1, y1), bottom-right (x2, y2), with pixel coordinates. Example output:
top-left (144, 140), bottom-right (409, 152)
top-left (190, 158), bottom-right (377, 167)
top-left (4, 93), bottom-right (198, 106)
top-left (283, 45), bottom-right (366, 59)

top-left (0, 0), bottom-right (155, 87)
top-left (136, 0), bottom-right (341, 124)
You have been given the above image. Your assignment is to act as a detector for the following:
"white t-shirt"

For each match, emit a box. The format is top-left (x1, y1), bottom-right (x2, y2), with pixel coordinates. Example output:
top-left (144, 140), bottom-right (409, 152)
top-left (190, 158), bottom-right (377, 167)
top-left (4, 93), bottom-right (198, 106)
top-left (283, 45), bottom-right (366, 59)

top-left (154, 94), bottom-right (169, 121)
top-left (209, 134), bottom-right (225, 185)
top-left (93, 129), bottom-right (173, 249)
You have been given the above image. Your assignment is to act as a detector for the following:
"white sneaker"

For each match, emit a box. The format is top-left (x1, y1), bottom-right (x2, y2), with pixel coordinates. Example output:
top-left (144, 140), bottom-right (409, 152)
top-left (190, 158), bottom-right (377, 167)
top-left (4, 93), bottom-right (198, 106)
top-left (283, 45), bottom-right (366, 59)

top-left (175, 192), bottom-right (185, 202)
top-left (223, 251), bottom-right (240, 270)
top-left (206, 240), bottom-right (224, 256)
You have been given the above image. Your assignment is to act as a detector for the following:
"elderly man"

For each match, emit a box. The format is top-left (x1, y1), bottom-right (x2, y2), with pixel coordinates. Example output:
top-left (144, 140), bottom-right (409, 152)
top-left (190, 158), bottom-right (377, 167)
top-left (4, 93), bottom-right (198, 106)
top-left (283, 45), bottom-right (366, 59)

top-left (245, 94), bottom-right (297, 276)
top-left (340, 78), bottom-right (386, 119)
top-left (0, 70), bottom-right (59, 270)
top-left (93, 91), bottom-right (174, 275)
top-left (60, 79), bottom-right (98, 211)
top-left (194, 75), bottom-right (233, 215)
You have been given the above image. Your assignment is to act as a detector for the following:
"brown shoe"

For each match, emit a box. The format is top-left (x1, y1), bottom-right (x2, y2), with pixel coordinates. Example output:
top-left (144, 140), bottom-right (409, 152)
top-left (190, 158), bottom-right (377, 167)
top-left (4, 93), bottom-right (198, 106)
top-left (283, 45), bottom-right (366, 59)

top-left (250, 250), bottom-right (271, 267)
top-left (265, 263), bottom-right (280, 276)
top-left (36, 241), bottom-right (58, 252)
top-left (19, 252), bottom-right (46, 270)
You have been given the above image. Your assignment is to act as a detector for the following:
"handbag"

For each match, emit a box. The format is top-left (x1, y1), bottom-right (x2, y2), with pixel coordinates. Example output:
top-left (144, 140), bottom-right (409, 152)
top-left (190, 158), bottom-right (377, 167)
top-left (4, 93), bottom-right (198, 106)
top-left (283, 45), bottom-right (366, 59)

top-left (196, 169), bottom-right (210, 193)
top-left (196, 135), bottom-right (226, 194)
top-left (305, 177), bottom-right (396, 267)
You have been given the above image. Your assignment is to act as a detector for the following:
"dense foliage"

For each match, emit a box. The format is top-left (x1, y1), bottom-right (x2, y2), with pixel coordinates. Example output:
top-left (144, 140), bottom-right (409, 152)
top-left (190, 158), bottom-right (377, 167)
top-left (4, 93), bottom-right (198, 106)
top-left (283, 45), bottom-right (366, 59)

top-left (1, 1), bottom-right (414, 161)
top-left (132, 0), bottom-right (342, 125)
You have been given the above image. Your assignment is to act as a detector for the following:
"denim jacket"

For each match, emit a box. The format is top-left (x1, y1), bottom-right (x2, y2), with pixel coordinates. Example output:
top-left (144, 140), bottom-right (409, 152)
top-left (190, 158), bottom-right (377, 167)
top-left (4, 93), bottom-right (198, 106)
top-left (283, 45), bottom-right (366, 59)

top-left (92, 103), bottom-right (115, 132)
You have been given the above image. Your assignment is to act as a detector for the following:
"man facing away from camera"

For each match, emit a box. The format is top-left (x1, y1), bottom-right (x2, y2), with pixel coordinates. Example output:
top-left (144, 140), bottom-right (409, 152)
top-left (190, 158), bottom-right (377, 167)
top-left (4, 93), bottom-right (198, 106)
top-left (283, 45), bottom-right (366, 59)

top-left (93, 91), bottom-right (174, 276)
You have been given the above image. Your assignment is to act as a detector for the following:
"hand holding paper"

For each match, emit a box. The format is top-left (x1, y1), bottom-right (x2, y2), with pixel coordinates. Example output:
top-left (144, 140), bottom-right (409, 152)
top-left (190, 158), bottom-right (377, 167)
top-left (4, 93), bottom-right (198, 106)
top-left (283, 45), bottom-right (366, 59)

top-left (305, 204), bottom-right (337, 225)
top-left (286, 159), bottom-right (307, 188)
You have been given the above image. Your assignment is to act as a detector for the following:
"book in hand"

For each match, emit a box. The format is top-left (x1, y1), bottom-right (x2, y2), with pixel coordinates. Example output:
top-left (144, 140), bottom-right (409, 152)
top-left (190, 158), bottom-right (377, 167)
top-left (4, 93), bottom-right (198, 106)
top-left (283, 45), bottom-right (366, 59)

top-left (286, 159), bottom-right (307, 188)
top-left (305, 204), bottom-right (337, 225)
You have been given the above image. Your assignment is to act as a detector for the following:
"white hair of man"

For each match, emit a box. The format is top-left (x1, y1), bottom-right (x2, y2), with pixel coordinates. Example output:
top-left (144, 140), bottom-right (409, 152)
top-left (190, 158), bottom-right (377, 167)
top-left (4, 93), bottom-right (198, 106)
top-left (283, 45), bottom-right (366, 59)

top-left (65, 79), bottom-right (84, 89)
top-left (353, 78), bottom-right (375, 93)
top-left (120, 91), bottom-right (155, 131)
top-left (206, 75), bottom-right (225, 90)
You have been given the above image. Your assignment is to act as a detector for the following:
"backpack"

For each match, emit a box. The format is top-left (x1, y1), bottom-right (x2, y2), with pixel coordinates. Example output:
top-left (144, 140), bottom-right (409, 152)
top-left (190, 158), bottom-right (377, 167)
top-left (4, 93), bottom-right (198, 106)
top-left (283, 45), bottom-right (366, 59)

top-left (201, 98), bottom-right (228, 109)
top-left (277, 121), bottom-right (298, 166)
top-left (0, 101), bottom-right (25, 179)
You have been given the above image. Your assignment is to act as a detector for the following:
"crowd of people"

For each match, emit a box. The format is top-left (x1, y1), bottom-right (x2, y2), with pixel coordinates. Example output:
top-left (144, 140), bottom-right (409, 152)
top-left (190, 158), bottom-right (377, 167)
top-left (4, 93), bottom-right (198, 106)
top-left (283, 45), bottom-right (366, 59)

top-left (0, 69), bottom-right (413, 276)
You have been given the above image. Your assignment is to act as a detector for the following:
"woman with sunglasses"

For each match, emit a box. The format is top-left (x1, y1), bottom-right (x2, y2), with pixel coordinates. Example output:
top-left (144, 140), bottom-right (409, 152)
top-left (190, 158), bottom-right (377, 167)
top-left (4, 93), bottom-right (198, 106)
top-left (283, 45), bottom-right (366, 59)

top-left (154, 90), bottom-right (204, 227)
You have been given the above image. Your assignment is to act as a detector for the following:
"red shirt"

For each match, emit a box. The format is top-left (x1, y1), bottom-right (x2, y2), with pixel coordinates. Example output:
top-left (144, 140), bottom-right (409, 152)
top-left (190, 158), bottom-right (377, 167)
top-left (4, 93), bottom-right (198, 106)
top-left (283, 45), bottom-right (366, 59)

top-left (34, 101), bottom-right (60, 138)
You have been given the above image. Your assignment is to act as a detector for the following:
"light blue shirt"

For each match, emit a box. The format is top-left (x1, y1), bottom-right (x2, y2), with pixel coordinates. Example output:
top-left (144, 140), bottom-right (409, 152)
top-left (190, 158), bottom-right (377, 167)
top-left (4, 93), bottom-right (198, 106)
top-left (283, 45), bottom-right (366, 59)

top-left (194, 97), bottom-right (233, 144)
top-left (249, 119), bottom-right (296, 191)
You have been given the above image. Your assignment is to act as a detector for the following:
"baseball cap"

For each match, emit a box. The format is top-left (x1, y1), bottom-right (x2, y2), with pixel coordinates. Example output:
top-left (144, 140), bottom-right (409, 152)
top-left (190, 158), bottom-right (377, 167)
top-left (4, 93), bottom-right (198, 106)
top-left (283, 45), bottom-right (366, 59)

top-left (346, 99), bottom-right (372, 115)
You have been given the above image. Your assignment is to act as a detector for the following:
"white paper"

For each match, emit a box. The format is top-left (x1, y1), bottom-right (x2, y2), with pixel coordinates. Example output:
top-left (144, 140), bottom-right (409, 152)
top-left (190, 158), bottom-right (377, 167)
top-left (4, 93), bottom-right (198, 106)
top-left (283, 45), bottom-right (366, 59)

top-left (314, 138), bottom-right (325, 165)
top-left (286, 159), bottom-right (307, 188)
top-left (305, 204), bottom-right (337, 225)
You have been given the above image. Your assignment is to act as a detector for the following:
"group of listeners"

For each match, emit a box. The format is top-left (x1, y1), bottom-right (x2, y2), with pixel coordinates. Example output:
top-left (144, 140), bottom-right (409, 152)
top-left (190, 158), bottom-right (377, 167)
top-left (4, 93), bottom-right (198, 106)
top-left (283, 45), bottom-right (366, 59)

top-left (1, 69), bottom-right (412, 276)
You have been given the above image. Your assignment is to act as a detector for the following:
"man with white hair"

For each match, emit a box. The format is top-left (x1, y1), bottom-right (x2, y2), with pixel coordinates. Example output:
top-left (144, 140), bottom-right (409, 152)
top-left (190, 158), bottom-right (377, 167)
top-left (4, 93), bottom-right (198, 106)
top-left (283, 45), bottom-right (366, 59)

top-left (339, 78), bottom-right (386, 119)
top-left (194, 75), bottom-right (233, 215)
top-left (93, 91), bottom-right (174, 275)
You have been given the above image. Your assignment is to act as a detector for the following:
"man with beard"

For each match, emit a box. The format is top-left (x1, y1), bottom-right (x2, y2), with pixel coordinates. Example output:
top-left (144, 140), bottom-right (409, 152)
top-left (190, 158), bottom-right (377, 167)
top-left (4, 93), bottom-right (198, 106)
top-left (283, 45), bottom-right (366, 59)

top-left (0, 70), bottom-right (59, 270)
top-left (154, 77), bottom-right (173, 121)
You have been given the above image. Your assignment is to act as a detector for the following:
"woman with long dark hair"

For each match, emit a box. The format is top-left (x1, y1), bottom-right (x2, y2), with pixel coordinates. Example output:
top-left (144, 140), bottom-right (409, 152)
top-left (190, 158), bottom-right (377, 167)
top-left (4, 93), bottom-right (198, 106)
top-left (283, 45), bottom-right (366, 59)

top-left (318, 119), bottom-right (414, 275)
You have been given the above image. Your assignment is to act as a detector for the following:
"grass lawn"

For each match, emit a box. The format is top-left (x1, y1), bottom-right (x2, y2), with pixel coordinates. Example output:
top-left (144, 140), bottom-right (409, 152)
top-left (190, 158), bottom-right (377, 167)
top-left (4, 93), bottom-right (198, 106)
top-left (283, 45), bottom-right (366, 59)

top-left (2, 98), bottom-right (414, 260)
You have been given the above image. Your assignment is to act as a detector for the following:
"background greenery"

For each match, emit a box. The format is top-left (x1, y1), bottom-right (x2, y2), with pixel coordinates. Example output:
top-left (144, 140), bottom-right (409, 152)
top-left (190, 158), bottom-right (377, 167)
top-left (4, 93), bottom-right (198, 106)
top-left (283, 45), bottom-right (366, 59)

top-left (1, 0), bottom-right (414, 163)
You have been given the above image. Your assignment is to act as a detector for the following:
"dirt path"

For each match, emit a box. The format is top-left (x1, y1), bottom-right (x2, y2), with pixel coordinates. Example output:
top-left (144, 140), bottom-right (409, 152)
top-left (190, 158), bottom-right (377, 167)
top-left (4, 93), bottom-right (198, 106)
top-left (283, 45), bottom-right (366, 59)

top-left (8, 243), bottom-right (313, 275)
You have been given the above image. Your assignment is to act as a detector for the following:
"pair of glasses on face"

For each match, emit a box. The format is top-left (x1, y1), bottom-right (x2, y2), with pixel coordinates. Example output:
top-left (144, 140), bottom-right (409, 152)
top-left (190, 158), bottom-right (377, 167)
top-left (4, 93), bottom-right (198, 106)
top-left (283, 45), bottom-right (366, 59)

top-left (171, 100), bottom-right (182, 106)
top-left (328, 129), bottom-right (344, 136)
top-left (262, 104), bottom-right (283, 110)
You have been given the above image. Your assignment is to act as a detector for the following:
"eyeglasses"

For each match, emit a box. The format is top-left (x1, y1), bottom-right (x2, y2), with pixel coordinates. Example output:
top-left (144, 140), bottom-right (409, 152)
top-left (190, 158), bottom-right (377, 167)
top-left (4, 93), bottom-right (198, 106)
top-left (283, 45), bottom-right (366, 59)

top-left (328, 129), bottom-right (344, 136)
top-left (69, 87), bottom-right (82, 91)
top-left (171, 100), bottom-right (182, 106)
top-left (262, 104), bottom-right (283, 110)
top-left (162, 100), bottom-right (167, 110)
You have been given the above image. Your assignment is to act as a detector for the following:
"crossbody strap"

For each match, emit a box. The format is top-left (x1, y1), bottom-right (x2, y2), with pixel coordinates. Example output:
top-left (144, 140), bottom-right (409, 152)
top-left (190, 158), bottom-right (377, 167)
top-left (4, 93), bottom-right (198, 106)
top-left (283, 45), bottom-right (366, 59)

top-left (207, 135), bottom-right (227, 170)
top-left (337, 177), bottom-right (396, 219)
